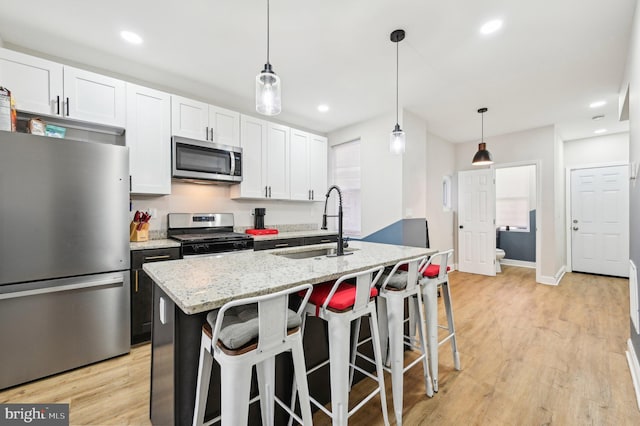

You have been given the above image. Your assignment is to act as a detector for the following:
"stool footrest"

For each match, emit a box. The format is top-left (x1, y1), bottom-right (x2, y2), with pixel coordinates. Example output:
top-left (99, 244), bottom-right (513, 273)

top-left (307, 358), bottom-right (330, 375)
top-left (438, 333), bottom-right (455, 346)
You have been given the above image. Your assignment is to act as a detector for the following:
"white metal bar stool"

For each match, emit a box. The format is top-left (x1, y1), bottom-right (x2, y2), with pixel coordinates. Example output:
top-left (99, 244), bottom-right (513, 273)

top-left (417, 249), bottom-right (460, 392)
top-left (192, 283), bottom-right (314, 426)
top-left (291, 266), bottom-right (390, 426)
top-left (369, 255), bottom-right (433, 426)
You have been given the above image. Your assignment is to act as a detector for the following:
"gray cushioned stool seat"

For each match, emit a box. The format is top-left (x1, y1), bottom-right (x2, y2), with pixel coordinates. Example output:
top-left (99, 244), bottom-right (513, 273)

top-left (207, 304), bottom-right (302, 350)
top-left (381, 270), bottom-right (409, 290)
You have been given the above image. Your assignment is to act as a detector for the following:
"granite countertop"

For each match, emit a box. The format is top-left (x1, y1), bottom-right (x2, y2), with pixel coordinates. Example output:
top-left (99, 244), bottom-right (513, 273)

top-left (143, 241), bottom-right (436, 315)
top-left (250, 230), bottom-right (338, 241)
top-left (130, 239), bottom-right (181, 251)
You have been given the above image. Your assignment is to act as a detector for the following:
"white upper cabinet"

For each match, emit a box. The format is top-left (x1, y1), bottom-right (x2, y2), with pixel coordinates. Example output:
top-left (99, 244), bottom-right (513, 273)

top-left (208, 105), bottom-right (240, 147)
top-left (171, 95), bottom-right (209, 141)
top-left (63, 66), bottom-right (126, 128)
top-left (0, 48), bottom-right (125, 128)
top-left (290, 128), bottom-right (327, 201)
top-left (231, 115), bottom-right (290, 200)
top-left (171, 95), bottom-right (240, 147)
top-left (126, 83), bottom-right (171, 195)
top-left (0, 48), bottom-right (63, 115)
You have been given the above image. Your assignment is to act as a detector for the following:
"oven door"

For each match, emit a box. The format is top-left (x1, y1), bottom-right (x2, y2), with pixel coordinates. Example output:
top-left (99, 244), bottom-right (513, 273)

top-left (172, 136), bottom-right (242, 183)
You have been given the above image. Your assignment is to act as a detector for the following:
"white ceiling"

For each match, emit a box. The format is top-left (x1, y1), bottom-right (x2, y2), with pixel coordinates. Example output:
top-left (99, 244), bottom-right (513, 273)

top-left (0, 0), bottom-right (635, 142)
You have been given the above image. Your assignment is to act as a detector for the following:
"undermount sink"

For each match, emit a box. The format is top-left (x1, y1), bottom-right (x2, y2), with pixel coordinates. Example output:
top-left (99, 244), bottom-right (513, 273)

top-left (274, 247), bottom-right (358, 260)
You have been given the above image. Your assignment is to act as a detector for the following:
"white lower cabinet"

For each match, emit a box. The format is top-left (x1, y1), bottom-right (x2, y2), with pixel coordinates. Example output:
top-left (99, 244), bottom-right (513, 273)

top-left (126, 83), bottom-right (171, 195)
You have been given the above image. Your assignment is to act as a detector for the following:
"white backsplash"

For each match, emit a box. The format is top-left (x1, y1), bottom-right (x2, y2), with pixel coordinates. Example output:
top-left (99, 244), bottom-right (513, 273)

top-left (131, 181), bottom-right (326, 236)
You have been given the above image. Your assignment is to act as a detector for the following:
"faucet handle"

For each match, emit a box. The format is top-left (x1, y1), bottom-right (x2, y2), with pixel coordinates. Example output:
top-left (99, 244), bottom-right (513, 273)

top-left (342, 237), bottom-right (349, 248)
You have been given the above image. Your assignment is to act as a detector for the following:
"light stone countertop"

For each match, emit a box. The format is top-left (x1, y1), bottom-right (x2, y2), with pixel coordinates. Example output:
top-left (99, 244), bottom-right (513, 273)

top-left (143, 241), bottom-right (436, 315)
top-left (130, 239), bottom-right (181, 251)
top-left (250, 230), bottom-right (338, 241)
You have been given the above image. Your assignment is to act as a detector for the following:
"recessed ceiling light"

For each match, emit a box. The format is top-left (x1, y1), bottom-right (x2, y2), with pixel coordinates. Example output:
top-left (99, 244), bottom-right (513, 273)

top-left (480, 19), bottom-right (503, 35)
top-left (592, 114), bottom-right (605, 120)
top-left (317, 104), bottom-right (330, 113)
top-left (120, 30), bottom-right (143, 45)
top-left (594, 128), bottom-right (607, 134)
top-left (589, 100), bottom-right (606, 108)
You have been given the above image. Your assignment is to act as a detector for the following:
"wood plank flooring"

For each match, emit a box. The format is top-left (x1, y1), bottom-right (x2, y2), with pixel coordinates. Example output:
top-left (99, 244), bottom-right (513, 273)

top-left (1, 266), bottom-right (639, 425)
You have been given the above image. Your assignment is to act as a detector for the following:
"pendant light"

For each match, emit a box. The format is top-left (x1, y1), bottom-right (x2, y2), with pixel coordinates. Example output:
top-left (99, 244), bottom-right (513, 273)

top-left (472, 107), bottom-right (493, 165)
top-left (390, 29), bottom-right (406, 154)
top-left (256, 0), bottom-right (281, 116)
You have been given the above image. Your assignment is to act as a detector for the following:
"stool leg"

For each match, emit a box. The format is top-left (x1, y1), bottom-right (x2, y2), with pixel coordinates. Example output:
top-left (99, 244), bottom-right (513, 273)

top-left (257, 357), bottom-right (276, 426)
top-left (441, 280), bottom-right (461, 370)
top-left (368, 308), bottom-right (390, 426)
top-left (220, 359), bottom-right (252, 426)
top-left (193, 333), bottom-right (213, 426)
top-left (413, 294), bottom-right (434, 397)
top-left (422, 280), bottom-right (439, 392)
top-left (328, 316), bottom-right (352, 426)
top-left (349, 317), bottom-right (362, 389)
top-left (376, 297), bottom-right (390, 367)
top-left (291, 335), bottom-right (313, 426)
top-left (386, 294), bottom-right (405, 426)
top-left (408, 297), bottom-right (417, 345)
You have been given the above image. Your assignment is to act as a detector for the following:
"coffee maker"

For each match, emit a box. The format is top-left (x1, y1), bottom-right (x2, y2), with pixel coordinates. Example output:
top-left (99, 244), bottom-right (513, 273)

top-left (253, 208), bottom-right (266, 230)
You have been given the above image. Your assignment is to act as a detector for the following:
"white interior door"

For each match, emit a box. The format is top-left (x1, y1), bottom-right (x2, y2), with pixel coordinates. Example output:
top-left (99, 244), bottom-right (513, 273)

top-left (458, 169), bottom-right (496, 276)
top-left (571, 165), bottom-right (629, 277)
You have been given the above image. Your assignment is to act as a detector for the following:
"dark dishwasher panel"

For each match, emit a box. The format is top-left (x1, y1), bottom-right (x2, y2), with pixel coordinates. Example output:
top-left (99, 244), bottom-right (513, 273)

top-left (131, 247), bottom-right (180, 345)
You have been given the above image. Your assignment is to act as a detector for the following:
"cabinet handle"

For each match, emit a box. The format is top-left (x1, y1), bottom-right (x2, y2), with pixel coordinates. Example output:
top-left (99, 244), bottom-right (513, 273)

top-left (265, 186), bottom-right (268, 198)
top-left (312, 190), bottom-right (314, 200)
top-left (275, 243), bottom-right (289, 248)
top-left (210, 128), bottom-right (214, 141)
top-left (66, 97), bottom-right (70, 116)
top-left (268, 186), bottom-right (271, 198)
top-left (56, 95), bottom-right (60, 115)
top-left (143, 254), bottom-right (172, 261)
top-left (134, 270), bottom-right (139, 293)
top-left (205, 127), bottom-right (209, 141)
top-left (319, 239), bottom-right (331, 243)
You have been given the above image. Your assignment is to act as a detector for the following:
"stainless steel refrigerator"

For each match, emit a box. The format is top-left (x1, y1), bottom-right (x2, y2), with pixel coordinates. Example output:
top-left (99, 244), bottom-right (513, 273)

top-left (0, 131), bottom-right (130, 390)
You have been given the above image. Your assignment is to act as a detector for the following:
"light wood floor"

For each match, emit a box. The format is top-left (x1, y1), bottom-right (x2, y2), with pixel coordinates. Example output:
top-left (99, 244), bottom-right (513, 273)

top-left (2, 266), bottom-right (639, 425)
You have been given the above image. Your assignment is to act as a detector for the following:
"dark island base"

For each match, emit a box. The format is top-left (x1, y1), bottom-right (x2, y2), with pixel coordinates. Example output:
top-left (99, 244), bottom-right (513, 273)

top-left (151, 284), bottom-right (381, 425)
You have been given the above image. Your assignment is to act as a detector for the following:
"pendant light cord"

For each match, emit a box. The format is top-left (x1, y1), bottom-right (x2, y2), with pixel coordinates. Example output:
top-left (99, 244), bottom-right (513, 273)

top-left (396, 37), bottom-right (399, 125)
top-left (266, 0), bottom-right (270, 64)
top-left (481, 111), bottom-right (484, 142)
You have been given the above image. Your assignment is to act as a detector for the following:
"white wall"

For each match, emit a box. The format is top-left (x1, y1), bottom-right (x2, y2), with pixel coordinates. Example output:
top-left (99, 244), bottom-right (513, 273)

top-left (402, 110), bottom-right (428, 219)
top-left (328, 111), bottom-right (403, 237)
top-left (455, 125), bottom-right (563, 281)
top-left (554, 130), bottom-right (566, 273)
top-left (131, 182), bottom-right (325, 233)
top-left (426, 132), bottom-right (456, 251)
top-left (564, 132), bottom-right (630, 167)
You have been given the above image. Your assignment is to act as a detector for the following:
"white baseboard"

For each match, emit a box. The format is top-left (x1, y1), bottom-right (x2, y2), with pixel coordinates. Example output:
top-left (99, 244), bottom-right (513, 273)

top-left (501, 259), bottom-right (536, 269)
top-left (626, 339), bottom-right (640, 411)
top-left (538, 265), bottom-right (566, 286)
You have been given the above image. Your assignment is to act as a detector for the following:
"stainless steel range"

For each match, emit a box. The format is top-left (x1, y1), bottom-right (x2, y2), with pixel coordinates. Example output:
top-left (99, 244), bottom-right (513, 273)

top-left (168, 213), bottom-right (254, 257)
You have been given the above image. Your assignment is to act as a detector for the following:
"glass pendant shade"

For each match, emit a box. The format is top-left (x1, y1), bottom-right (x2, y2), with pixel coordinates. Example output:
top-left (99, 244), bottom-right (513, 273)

top-left (472, 142), bottom-right (493, 165)
top-left (390, 123), bottom-right (406, 154)
top-left (256, 64), bottom-right (281, 116)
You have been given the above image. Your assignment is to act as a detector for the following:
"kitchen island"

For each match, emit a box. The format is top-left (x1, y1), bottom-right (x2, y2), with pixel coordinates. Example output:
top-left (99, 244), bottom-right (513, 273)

top-left (144, 241), bottom-right (436, 425)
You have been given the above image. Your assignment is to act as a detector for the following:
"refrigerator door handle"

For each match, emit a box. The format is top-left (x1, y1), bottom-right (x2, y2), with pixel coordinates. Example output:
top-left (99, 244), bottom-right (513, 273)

top-left (0, 276), bottom-right (124, 300)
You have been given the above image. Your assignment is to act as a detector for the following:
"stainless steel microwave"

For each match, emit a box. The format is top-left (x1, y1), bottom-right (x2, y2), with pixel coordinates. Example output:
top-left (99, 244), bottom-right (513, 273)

top-left (171, 136), bottom-right (242, 183)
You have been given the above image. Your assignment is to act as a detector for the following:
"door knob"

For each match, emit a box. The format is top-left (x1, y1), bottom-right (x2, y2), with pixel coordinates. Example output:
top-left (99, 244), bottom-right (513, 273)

top-left (573, 226), bottom-right (579, 231)
top-left (573, 219), bottom-right (578, 224)
top-left (459, 225), bottom-right (464, 229)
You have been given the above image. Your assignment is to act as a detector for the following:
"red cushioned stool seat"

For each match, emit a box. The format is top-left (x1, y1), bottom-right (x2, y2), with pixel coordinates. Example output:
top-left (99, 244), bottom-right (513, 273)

top-left (303, 281), bottom-right (378, 316)
top-left (398, 263), bottom-right (451, 277)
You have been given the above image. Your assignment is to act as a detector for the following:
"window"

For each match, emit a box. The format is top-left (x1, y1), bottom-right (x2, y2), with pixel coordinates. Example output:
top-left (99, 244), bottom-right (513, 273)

top-left (495, 165), bottom-right (535, 231)
top-left (331, 139), bottom-right (361, 237)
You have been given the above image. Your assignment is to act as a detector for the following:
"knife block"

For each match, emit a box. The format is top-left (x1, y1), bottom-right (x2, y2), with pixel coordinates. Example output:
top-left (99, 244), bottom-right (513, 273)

top-left (130, 221), bottom-right (149, 242)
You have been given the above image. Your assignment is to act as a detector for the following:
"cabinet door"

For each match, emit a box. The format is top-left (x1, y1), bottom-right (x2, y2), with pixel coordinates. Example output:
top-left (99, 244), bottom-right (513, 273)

top-left (232, 114), bottom-right (268, 198)
top-left (63, 66), bottom-right (126, 127)
top-left (131, 269), bottom-right (154, 345)
top-left (126, 83), bottom-right (171, 195)
top-left (0, 48), bottom-right (63, 115)
top-left (308, 134), bottom-right (328, 201)
top-left (208, 105), bottom-right (240, 147)
top-left (290, 128), bottom-right (310, 200)
top-left (266, 123), bottom-right (290, 199)
top-left (170, 95), bottom-right (208, 141)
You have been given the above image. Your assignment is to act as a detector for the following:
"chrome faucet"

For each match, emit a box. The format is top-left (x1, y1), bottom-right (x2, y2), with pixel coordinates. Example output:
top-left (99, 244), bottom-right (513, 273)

top-left (321, 185), bottom-right (352, 257)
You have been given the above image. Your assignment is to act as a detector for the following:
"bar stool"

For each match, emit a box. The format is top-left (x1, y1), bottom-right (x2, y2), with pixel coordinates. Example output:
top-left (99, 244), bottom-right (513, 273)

top-left (291, 266), bottom-right (390, 426)
top-left (418, 249), bottom-right (459, 392)
top-left (370, 256), bottom-right (433, 426)
top-left (192, 283), bottom-right (314, 426)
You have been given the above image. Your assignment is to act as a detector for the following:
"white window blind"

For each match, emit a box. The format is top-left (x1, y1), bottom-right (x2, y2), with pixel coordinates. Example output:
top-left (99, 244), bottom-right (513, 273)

top-left (495, 165), bottom-right (535, 230)
top-left (331, 139), bottom-right (361, 237)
